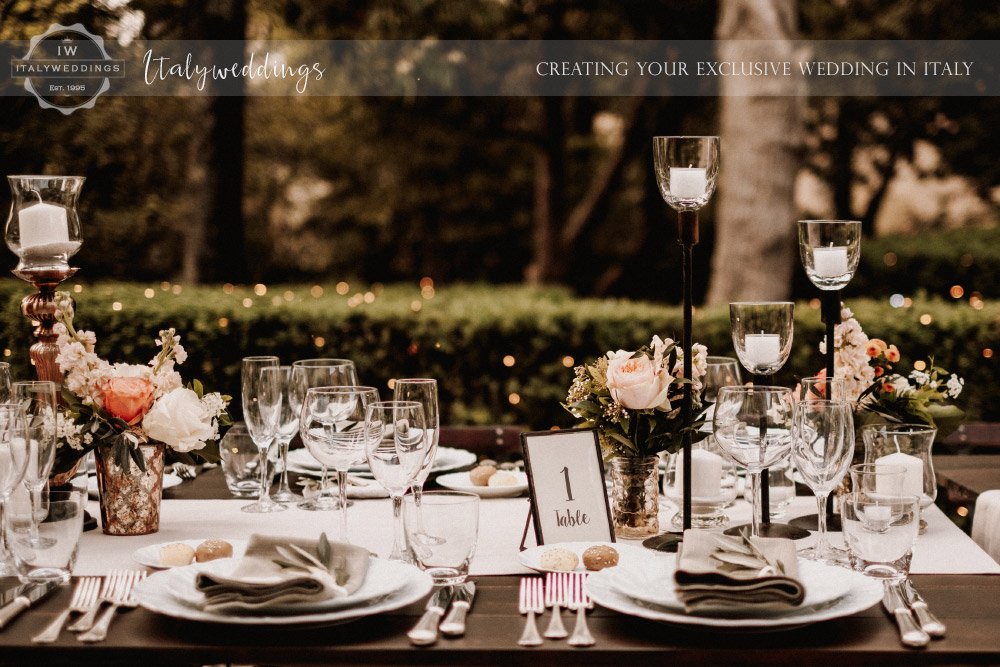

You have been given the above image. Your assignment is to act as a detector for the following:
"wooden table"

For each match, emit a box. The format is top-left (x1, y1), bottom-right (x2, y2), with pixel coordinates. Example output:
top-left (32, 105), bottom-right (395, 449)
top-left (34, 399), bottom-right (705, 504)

top-left (935, 454), bottom-right (1000, 500)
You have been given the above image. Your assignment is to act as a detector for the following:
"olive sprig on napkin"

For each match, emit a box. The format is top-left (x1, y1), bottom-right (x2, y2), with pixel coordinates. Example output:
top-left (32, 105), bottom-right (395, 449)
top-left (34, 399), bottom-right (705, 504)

top-left (709, 531), bottom-right (786, 577)
top-left (272, 533), bottom-right (351, 587)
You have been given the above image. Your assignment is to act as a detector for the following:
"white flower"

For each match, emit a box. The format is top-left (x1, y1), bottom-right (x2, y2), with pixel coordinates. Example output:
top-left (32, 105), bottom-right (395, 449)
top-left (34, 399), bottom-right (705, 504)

top-left (946, 375), bottom-right (964, 399)
top-left (909, 370), bottom-right (931, 386)
top-left (142, 387), bottom-right (217, 453)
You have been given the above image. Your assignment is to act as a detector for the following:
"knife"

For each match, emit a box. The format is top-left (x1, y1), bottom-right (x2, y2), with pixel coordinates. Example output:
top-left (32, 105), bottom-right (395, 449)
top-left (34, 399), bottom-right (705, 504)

top-left (881, 581), bottom-right (929, 648)
top-left (407, 586), bottom-right (453, 646)
top-left (440, 582), bottom-right (476, 637)
top-left (0, 581), bottom-right (62, 629)
top-left (901, 579), bottom-right (946, 638)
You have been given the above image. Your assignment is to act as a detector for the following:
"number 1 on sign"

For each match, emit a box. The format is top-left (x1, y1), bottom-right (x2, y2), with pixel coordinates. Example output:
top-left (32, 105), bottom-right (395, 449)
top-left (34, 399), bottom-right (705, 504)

top-left (559, 466), bottom-right (574, 502)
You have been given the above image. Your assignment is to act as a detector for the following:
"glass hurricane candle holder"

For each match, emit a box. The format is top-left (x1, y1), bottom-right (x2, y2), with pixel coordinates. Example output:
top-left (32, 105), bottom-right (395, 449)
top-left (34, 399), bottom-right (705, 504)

top-left (729, 302), bottom-right (795, 377)
top-left (653, 136), bottom-right (720, 212)
top-left (664, 436), bottom-right (737, 529)
top-left (861, 423), bottom-right (937, 534)
top-left (5, 176), bottom-right (84, 272)
top-left (798, 220), bottom-right (862, 291)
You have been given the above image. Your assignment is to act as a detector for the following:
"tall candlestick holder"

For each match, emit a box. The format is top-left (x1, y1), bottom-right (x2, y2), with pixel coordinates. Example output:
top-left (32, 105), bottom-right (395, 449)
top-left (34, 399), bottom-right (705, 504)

top-left (726, 301), bottom-right (809, 539)
top-left (5, 176), bottom-right (85, 384)
top-left (648, 136), bottom-right (719, 546)
top-left (790, 220), bottom-right (861, 533)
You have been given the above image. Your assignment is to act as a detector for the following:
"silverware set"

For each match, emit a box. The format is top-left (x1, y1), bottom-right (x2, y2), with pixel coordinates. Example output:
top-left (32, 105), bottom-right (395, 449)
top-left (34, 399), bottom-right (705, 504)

top-left (520, 574), bottom-right (594, 648)
top-left (882, 579), bottom-right (946, 648)
top-left (407, 582), bottom-right (477, 646)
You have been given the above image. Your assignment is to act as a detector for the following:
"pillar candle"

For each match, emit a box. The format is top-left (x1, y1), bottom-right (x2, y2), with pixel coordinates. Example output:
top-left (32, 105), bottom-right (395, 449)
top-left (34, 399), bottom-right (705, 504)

top-left (669, 167), bottom-right (707, 199)
top-left (744, 333), bottom-right (781, 366)
top-left (675, 448), bottom-right (723, 499)
top-left (875, 452), bottom-right (923, 498)
top-left (18, 202), bottom-right (69, 249)
top-left (812, 246), bottom-right (849, 277)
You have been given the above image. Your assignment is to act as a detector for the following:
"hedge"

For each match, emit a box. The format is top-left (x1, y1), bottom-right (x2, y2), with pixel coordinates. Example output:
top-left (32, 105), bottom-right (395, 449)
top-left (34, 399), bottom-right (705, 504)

top-left (0, 280), bottom-right (996, 428)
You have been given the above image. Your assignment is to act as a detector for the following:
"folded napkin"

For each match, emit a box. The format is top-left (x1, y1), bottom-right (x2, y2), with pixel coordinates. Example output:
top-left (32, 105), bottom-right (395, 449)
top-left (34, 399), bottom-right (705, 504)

top-left (195, 534), bottom-right (369, 613)
top-left (674, 530), bottom-right (805, 613)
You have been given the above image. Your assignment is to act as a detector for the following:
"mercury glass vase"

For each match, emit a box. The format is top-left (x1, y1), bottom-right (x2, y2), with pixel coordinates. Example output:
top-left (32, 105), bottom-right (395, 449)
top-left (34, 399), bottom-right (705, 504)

top-left (609, 456), bottom-right (660, 539)
top-left (94, 441), bottom-right (165, 536)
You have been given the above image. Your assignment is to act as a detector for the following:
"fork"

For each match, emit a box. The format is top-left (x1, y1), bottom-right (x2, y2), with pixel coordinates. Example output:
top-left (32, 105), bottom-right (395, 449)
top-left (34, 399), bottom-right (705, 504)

top-left (544, 572), bottom-right (568, 639)
top-left (567, 573), bottom-right (595, 647)
top-left (79, 571), bottom-right (146, 643)
top-left (172, 463), bottom-right (196, 480)
top-left (68, 570), bottom-right (125, 632)
top-left (518, 577), bottom-right (544, 647)
top-left (32, 577), bottom-right (101, 643)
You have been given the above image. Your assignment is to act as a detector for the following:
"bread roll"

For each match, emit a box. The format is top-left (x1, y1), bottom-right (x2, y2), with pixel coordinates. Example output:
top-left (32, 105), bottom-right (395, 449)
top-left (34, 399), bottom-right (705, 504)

top-left (539, 548), bottom-right (579, 571)
top-left (195, 539), bottom-right (234, 562)
top-left (582, 545), bottom-right (619, 571)
top-left (469, 464), bottom-right (497, 486)
top-left (487, 471), bottom-right (518, 487)
top-left (159, 542), bottom-right (195, 567)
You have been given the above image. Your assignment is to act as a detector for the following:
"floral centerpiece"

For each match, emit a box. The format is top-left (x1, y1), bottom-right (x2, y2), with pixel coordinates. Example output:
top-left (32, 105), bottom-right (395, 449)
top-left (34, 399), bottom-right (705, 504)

top-left (51, 291), bottom-right (231, 534)
top-left (563, 335), bottom-right (708, 537)
top-left (817, 306), bottom-right (964, 437)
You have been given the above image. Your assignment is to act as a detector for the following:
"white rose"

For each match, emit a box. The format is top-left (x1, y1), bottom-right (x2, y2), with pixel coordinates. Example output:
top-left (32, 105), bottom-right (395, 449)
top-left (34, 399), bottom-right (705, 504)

top-left (605, 351), bottom-right (672, 411)
top-left (143, 387), bottom-right (216, 453)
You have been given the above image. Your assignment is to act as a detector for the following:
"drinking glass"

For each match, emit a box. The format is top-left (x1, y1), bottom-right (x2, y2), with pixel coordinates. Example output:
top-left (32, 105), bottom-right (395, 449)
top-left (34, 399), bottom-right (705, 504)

top-left (290, 359), bottom-right (358, 511)
top-left (8, 489), bottom-right (84, 583)
top-left (798, 375), bottom-right (847, 402)
top-left (220, 423), bottom-right (276, 498)
top-left (729, 302), bottom-right (795, 377)
top-left (300, 386), bottom-right (379, 542)
top-left (12, 381), bottom-right (57, 548)
top-left (271, 366), bottom-right (301, 503)
top-left (0, 363), bottom-right (11, 403)
top-left (861, 423), bottom-right (937, 534)
top-left (393, 379), bottom-right (439, 501)
top-left (365, 401), bottom-right (428, 562)
top-left (713, 385), bottom-right (795, 537)
top-left (404, 491), bottom-right (479, 585)
top-left (240, 357), bottom-right (284, 513)
top-left (842, 490), bottom-right (920, 581)
top-left (703, 357), bottom-right (741, 403)
top-left (792, 399), bottom-right (855, 563)
top-left (0, 404), bottom-right (29, 576)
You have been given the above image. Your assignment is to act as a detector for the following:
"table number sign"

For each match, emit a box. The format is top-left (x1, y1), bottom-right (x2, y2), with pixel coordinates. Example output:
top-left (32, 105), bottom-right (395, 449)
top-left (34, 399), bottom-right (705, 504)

top-left (520, 428), bottom-right (615, 548)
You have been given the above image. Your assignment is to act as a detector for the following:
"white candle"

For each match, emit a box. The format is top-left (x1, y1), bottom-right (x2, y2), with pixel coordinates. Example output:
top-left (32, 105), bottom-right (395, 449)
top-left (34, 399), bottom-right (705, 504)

top-left (812, 246), bottom-right (849, 277)
top-left (19, 202), bottom-right (69, 249)
top-left (875, 452), bottom-right (923, 498)
top-left (744, 333), bottom-right (781, 366)
top-left (669, 167), bottom-right (707, 200)
top-left (675, 448), bottom-right (723, 499)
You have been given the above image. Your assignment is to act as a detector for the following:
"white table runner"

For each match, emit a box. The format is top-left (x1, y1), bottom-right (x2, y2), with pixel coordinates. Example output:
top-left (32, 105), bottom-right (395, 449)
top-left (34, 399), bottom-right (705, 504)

top-left (76, 495), bottom-right (1000, 575)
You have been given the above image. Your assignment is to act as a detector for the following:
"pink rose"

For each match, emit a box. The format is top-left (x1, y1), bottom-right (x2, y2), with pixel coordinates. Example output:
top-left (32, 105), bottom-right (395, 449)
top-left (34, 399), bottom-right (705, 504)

top-left (605, 352), bottom-right (672, 411)
top-left (102, 377), bottom-right (155, 425)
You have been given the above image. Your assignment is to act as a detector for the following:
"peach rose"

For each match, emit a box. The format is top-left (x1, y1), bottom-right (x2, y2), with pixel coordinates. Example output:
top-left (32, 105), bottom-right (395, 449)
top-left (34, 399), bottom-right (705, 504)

top-left (102, 377), bottom-right (155, 425)
top-left (605, 351), bottom-right (672, 411)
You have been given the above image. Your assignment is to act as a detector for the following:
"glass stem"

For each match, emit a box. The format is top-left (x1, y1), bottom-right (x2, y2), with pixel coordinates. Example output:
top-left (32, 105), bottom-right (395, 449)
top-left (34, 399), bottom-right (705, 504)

top-left (275, 437), bottom-right (293, 496)
top-left (257, 442), bottom-right (272, 508)
top-left (337, 469), bottom-right (350, 543)
top-left (319, 465), bottom-right (333, 500)
top-left (815, 492), bottom-right (830, 553)
top-left (390, 493), bottom-right (406, 560)
top-left (29, 484), bottom-right (43, 544)
top-left (0, 499), bottom-right (7, 557)
top-left (749, 471), bottom-right (762, 538)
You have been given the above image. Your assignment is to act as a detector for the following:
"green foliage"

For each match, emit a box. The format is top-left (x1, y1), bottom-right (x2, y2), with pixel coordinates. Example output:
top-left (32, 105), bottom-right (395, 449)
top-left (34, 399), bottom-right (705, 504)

top-left (1, 281), bottom-right (996, 431)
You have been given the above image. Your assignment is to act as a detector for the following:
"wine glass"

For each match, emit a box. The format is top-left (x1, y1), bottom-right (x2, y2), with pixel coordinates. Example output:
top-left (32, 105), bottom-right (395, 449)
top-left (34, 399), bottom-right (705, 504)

top-left (798, 220), bottom-right (862, 292)
top-left (713, 385), bottom-right (795, 538)
top-left (0, 363), bottom-right (11, 403)
top-left (798, 375), bottom-right (848, 402)
top-left (792, 399), bottom-right (855, 563)
top-left (300, 386), bottom-right (379, 542)
top-left (730, 302), bottom-right (795, 378)
top-left (270, 366), bottom-right (301, 503)
top-left (12, 381), bottom-right (57, 548)
top-left (393, 379), bottom-right (439, 501)
top-left (364, 401), bottom-right (428, 562)
top-left (240, 357), bottom-right (284, 513)
top-left (290, 359), bottom-right (359, 511)
top-left (703, 356), bottom-right (742, 403)
top-left (0, 404), bottom-right (29, 576)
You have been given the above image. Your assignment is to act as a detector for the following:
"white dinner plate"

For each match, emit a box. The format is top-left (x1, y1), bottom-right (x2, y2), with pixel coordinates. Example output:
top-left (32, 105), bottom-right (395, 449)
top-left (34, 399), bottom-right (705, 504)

top-left (287, 446), bottom-right (477, 476)
top-left (135, 556), bottom-right (433, 625)
top-left (436, 471), bottom-right (528, 498)
top-left (585, 562), bottom-right (882, 629)
top-left (132, 539), bottom-right (248, 570)
top-left (607, 555), bottom-right (853, 616)
top-left (518, 541), bottom-right (665, 574)
top-left (88, 473), bottom-right (182, 499)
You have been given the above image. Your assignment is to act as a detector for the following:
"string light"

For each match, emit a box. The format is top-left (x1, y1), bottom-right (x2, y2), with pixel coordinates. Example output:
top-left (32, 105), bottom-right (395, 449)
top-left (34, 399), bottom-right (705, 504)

top-left (508, 393), bottom-right (521, 405)
top-left (283, 291), bottom-right (295, 302)
top-left (411, 300), bottom-right (422, 312)
top-left (336, 282), bottom-right (349, 295)
top-left (503, 355), bottom-right (516, 367)
top-left (310, 285), bottom-right (323, 298)
top-left (242, 298), bottom-right (253, 308)
top-left (919, 314), bottom-right (932, 325)
top-left (314, 337), bottom-right (325, 348)
top-left (112, 302), bottom-right (122, 311)
top-left (913, 360), bottom-right (927, 371)
top-left (218, 318), bottom-right (229, 327)
top-left (160, 281), bottom-right (170, 291)
top-left (171, 284), bottom-right (182, 295)
top-left (144, 288), bottom-right (155, 298)
top-left (950, 285), bottom-right (964, 299)
top-left (223, 283), bottom-right (235, 294)
top-left (254, 284), bottom-right (267, 296)
top-left (73, 284), bottom-right (83, 293)
top-left (364, 292), bottom-right (375, 303)
top-left (562, 356), bottom-right (575, 367)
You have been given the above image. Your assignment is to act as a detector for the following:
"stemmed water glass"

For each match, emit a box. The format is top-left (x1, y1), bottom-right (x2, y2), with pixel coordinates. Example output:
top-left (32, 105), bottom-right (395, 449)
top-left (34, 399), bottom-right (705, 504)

top-left (713, 385), bottom-right (795, 538)
top-left (792, 399), bottom-right (855, 563)
top-left (0, 404), bottom-right (28, 576)
top-left (364, 400), bottom-right (428, 562)
top-left (270, 366), bottom-right (301, 503)
top-left (300, 386), bottom-right (379, 542)
top-left (393, 379), bottom-right (439, 504)
top-left (241, 357), bottom-right (284, 513)
top-left (0, 363), bottom-right (11, 403)
top-left (12, 381), bottom-right (57, 548)
top-left (290, 359), bottom-right (359, 511)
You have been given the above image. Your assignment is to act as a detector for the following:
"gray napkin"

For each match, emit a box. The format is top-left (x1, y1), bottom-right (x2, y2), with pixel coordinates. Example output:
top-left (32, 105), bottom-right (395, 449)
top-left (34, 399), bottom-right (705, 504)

top-left (674, 530), bottom-right (805, 613)
top-left (195, 534), bottom-right (370, 613)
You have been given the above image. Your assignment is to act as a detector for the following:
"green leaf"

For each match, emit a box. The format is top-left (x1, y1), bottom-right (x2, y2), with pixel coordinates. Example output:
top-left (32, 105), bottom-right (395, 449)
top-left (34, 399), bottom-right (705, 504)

top-left (317, 532), bottom-right (332, 569)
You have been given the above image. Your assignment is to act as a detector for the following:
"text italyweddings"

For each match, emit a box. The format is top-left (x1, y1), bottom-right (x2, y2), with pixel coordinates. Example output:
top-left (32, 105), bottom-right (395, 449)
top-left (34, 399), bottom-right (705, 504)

top-left (143, 50), bottom-right (326, 93)
top-left (14, 62), bottom-right (121, 74)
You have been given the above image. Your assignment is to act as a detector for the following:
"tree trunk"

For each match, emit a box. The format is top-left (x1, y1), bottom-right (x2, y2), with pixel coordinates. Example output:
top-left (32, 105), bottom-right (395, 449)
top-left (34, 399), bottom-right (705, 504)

top-left (706, 0), bottom-right (804, 305)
